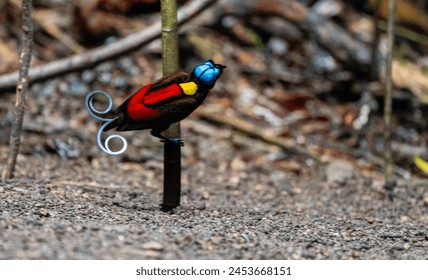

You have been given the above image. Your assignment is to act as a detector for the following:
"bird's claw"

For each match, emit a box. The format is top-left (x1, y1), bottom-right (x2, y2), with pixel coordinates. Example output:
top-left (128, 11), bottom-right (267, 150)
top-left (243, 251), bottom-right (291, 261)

top-left (161, 137), bottom-right (184, 146)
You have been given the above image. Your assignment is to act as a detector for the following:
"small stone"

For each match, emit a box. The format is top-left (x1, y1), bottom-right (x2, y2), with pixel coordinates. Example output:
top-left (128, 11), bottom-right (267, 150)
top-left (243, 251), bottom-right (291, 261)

top-left (82, 70), bottom-right (96, 83)
top-left (326, 159), bottom-right (357, 185)
top-left (267, 37), bottom-right (289, 56)
top-left (231, 157), bottom-right (246, 172)
top-left (392, 243), bottom-right (405, 251)
top-left (39, 209), bottom-right (49, 217)
top-left (423, 196), bottom-right (428, 207)
top-left (142, 250), bottom-right (161, 258)
top-left (14, 187), bottom-right (28, 193)
top-left (229, 176), bottom-right (240, 186)
top-left (255, 183), bottom-right (264, 190)
top-left (142, 241), bottom-right (163, 251)
top-left (352, 251), bottom-right (360, 258)
top-left (201, 191), bottom-right (210, 200)
top-left (400, 216), bottom-right (410, 222)
top-left (292, 186), bottom-right (302, 194)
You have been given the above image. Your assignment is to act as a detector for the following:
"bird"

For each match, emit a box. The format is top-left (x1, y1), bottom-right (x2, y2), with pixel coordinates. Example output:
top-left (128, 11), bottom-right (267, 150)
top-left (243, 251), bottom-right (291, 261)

top-left (103, 60), bottom-right (226, 145)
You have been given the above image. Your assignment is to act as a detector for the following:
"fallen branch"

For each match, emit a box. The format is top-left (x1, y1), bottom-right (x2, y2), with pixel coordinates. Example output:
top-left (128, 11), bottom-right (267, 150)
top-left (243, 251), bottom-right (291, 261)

top-left (196, 109), bottom-right (414, 178)
top-left (301, 10), bottom-right (371, 67)
top-left (197, 109), bottom-right (319, 161)
top-left (253, 0), bottom-right (371, 67)
top-left (0, 0), bottom-right (218, 92)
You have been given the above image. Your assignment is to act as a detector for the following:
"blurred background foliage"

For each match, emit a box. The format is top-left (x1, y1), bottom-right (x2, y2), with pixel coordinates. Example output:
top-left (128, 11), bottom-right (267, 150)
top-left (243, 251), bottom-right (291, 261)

top-left (1, 0), bottom-right (428, 180)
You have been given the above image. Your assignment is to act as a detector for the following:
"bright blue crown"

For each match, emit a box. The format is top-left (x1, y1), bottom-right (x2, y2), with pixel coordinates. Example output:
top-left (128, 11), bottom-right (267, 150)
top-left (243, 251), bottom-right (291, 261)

top-left (193, 60), bottom-right (224, 86)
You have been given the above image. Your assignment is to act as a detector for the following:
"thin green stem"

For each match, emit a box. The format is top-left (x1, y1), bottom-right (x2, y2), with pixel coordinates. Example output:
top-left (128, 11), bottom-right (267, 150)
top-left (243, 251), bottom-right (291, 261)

top-left (384, 0), bottom-right (396, 180)
top-left (160, 0), bottom-right (181, 210)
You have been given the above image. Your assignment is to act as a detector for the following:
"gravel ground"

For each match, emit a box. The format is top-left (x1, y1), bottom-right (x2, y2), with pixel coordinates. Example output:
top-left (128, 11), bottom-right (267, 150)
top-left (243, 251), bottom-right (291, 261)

top-left (1, 126), bottom-right (428, 259)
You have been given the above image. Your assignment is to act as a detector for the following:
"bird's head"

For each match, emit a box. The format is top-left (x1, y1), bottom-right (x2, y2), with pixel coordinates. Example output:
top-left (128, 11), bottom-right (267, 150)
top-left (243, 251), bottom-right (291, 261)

top-left (191, 60), bottom-right (226, 88)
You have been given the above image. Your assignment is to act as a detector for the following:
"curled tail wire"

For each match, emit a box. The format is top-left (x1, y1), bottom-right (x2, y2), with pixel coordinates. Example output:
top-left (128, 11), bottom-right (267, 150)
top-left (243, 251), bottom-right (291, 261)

top-left (85, 90), bottom-right (128, 155)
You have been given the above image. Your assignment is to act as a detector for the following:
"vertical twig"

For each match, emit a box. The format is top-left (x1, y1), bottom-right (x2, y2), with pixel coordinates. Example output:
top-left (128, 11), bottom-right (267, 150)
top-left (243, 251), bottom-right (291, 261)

top-left (1, 0), bottom-right (33, 181)
top-left (370, 0), bottom-right (381, 80)
top-left (384, 0), bottom-right (396, 181)
top-left (160, 0), bottom-right (181, 211)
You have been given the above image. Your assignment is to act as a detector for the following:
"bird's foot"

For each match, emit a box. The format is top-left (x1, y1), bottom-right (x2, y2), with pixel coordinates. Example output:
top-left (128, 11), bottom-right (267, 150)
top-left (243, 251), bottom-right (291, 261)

top-left (161, 137), bottom-right (184, 146)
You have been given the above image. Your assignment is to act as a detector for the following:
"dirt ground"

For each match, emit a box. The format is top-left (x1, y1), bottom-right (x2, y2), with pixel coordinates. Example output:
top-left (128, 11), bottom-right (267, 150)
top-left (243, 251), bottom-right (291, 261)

top-left (1, 114), bottom-right (428, 259)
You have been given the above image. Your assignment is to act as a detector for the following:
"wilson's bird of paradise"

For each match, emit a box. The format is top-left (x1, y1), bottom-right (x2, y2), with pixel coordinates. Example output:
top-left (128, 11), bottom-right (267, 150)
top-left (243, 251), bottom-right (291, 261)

top-left (85, 60), bottom-right (226, 154)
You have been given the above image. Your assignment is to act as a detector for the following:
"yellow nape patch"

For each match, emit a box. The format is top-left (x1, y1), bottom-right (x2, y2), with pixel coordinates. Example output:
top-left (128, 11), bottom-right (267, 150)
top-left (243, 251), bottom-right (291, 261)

top-left (179, 82), bottom-right (198, 95)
